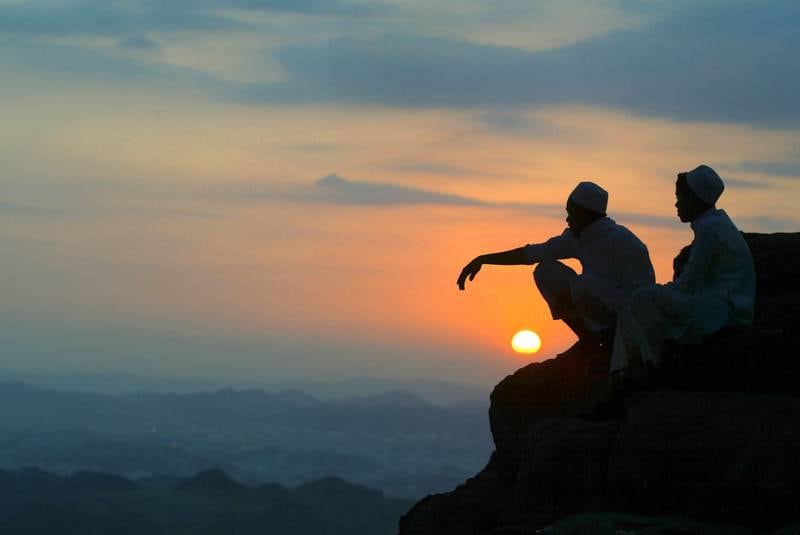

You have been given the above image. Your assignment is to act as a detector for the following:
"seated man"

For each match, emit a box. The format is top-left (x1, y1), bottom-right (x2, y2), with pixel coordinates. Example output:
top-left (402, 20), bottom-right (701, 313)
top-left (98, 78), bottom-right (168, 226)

top-left (610, 165), bottom-right (756, 373)
top-left (457, 182), bottom-right (655, 353)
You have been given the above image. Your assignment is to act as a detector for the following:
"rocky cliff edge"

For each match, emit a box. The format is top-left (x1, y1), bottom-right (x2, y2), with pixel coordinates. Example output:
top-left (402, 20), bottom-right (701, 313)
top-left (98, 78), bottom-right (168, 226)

top-left (399, 232), bottom-right (800, 535)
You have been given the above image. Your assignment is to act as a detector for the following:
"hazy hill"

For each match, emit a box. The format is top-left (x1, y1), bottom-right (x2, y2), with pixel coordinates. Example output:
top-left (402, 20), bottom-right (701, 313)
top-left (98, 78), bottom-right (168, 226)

top-left (0, 372), bottom-right (489, 405)
top-left (0, 467), bottom-right (411, 535)
top-left (0, 381), bottom-right (492, 498)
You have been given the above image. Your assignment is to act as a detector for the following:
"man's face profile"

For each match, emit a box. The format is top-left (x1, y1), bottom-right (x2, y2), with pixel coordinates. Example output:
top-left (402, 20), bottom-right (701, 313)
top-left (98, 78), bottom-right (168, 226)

top-left (675, 172), bottom-right (708, 223)
top-left (566, 199), bottom-right (602, 237)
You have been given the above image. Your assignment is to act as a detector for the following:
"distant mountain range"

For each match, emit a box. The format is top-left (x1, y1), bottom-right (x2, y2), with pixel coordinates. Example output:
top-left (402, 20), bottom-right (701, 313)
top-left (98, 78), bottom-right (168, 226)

top-left (0, 371), bottom-right (489, 405)
top-left (0, 466), bottom-right (411, 535)
top-left (0, 381), bottom-right (493, 499)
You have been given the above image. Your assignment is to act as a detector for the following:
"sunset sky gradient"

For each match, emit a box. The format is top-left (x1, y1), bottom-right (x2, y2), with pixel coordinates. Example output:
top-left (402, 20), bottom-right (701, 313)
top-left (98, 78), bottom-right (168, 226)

top-left (2, 0), bottom-right (798, 386)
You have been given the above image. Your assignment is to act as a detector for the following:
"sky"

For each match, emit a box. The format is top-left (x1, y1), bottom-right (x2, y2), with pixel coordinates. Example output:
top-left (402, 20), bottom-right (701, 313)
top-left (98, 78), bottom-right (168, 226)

top-left (1, 0), bottom-right (799, 388)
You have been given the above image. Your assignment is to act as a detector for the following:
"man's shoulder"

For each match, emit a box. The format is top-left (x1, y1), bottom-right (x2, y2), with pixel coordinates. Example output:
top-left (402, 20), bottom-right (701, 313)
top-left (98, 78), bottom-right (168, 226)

top-left (606, 220), bottom-right (648, 249)
top-left (696, 209), bottom-right (737, 241)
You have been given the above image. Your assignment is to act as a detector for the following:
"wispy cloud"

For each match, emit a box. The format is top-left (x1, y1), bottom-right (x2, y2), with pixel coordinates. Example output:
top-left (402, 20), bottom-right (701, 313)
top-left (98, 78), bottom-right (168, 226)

top-left (736, 161), bottom-right (800, 178)
top-left (0, 1), bottom-right (242, 37)
top-left (5, 2), bottom-right (797, 128)
top-left (0, 201), bottom-right (52, 217)
top-left (504, 201), bottom-right (680, 230)
top-left (246, 173), bottom-right (685, 230)
top-left (238, 1), bottom-right (800, 126)
top-left (738, 215), bottom-right (800, 233)
top-left (0, 39), bottom-right (226, 91)
top-left (116, 35), bottom-right (161, 53)
top-left (0, 0), bottom-right (385, 38)
top-left (385, 161), bottom-right (515, 180)
top-left (475, 111), bottom-right (562, 138)
top-left (296, 173), bottom-right (487, 206)
top-left (723, 177), bottom-right (775, 190)
top-left (205, 0), bottom-right (390, 16)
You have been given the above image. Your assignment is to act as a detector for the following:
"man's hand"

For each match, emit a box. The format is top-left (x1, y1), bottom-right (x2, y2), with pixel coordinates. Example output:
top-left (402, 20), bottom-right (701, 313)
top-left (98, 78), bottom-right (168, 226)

top-left (457, 258), bottom-right (482, 290)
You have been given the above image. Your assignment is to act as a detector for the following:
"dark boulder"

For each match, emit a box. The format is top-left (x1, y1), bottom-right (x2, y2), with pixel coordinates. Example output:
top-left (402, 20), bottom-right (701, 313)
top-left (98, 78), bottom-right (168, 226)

top-left (488, 346), bottom-right (609, 481)
top-left (608, 390), bottom-right (800, 528)
top-left (515, 418), bottom-right (619, 520)
top-left (398, 455), bottom-right (514, 535)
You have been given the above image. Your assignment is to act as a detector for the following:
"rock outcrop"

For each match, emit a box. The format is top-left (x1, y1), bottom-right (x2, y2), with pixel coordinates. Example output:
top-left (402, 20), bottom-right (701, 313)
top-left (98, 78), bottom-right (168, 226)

top-left (399, 232), bottom-right (800, 534)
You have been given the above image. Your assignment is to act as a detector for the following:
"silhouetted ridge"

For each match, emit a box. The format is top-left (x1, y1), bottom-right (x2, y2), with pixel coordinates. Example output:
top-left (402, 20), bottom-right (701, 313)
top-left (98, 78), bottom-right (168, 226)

top-left (66, 471), bottom-right (138, 492)
top-left (177, 469), bottom-right (246, 493)
top-left (295, 476), bottom-right (383, 500)
top-left (256, 482), bottom-right (291, 501)
top-left (334, 390), bottom-right (430, 407)
top-left (0, 467), bottom-right (412, 534)
top-left (273, 388), bottom-right (320, 406)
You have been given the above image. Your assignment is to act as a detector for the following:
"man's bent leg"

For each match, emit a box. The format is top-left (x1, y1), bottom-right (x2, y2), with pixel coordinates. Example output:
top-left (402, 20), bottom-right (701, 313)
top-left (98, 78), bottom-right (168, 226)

top-left (533, 260), bottom-right (577, 319)
top-left (533, 260), bottom-right (595, 342)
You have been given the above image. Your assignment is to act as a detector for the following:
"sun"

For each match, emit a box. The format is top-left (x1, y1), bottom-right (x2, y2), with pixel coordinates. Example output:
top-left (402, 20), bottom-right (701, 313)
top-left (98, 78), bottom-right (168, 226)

top-left (511, 330), bottom-right (542, 354)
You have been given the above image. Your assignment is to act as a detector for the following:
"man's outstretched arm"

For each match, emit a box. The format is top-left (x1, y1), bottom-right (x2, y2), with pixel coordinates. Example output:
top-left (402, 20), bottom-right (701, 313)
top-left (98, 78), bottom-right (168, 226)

top-left (457, 247), bottom-right (528, 290)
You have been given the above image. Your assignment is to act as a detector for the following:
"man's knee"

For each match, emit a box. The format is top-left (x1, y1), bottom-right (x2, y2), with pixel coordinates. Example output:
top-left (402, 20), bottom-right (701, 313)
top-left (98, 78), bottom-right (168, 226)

top-left (533, 259), bottom-right (575, 292)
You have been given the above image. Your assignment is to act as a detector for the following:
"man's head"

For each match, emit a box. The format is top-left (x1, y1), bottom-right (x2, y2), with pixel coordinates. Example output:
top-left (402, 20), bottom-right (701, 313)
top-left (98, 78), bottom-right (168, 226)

top-left (675, 164), bottom-right (723, 223)
top-left (566, 181), bottom-right (607, 237)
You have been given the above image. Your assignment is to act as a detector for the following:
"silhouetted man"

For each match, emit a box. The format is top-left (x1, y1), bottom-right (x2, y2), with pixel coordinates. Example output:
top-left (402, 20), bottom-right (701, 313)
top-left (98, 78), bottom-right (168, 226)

top-left (457, 182), bottom-right (655, 352)
top-left (610, 165), bottom-right (756, 372)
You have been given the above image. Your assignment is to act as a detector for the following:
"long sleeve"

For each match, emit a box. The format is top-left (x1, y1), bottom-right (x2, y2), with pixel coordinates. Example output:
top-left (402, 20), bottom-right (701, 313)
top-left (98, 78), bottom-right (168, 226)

top-left (523, 229), bottom-right (575, 265)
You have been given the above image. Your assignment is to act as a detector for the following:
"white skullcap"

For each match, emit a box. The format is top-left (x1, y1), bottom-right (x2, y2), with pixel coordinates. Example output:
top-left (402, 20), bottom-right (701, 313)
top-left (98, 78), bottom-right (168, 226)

top-left (686, 164), bottom-right (724, 205)
top-left (568, 181), bottom-right (608, 214)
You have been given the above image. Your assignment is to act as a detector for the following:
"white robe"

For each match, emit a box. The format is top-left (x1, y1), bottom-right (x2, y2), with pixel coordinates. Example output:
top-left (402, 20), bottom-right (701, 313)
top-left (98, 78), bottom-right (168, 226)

top-left (524, 217), bottom-right (655, 332)
top-left (610, 209), bottom-right (756, 372)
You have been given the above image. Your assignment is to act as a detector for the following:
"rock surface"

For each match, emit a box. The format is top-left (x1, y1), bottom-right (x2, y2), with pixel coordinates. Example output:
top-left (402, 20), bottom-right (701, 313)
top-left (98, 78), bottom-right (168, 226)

top-left (398, 232), bottom-right (800, 534)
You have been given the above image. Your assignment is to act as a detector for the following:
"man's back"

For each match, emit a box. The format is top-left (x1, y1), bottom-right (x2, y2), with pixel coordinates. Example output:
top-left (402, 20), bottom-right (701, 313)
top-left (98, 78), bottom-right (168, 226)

top-left (675, 208), bottom-right (755, 325)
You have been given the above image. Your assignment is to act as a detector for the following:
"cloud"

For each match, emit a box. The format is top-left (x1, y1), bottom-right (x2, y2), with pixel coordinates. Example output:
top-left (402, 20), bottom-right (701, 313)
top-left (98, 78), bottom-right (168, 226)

top-left (738, 215), bottom-right (800, 233)
top-left (736, 161), bottom-right (800, 179)
top-left (723, 177), bottom-right (775, 190)
top-left (116, 35), bottom-right (161, 52)
top-left (241, 1), bottom-right (800, 126)
top-left (201, 0), bottom-right (389, 16)
top-left (6, 2), bottom-right (796, 128)
top-left (475, 111), bottom-right (562, 138)
top-left (0, 201), bottom-right (51, 217)
top-left (0, 1), bottom-right (243, 37)
top-left (504, 201), bottom-right (680, 230)
top-left (614, 212), bottom-right (681, 231)
top-left (385, 161), bottom-right (516, 180)
top-left (0, 39), bottom-right (226, 91)
top-left (0, 0), bottom-right (387, 38)
top-left (247, 173), bottom-right (685, 230)
top-left (306, 173), bottom-right (487, 206)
